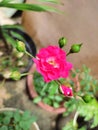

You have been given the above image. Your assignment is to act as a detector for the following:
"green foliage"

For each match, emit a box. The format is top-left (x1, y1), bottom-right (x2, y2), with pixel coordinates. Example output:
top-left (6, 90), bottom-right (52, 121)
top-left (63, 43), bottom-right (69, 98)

top-left (0, 0), bottom-right (13, 4)
top-left (62, 65), bottom-right (98, 129)
top-left (63, 122), bottom-right (87, 130)
top-left (71, 65), bottom-right (98, 96)
top-left (78, 127), bottom-right (87, 130)
top-left (62, 120), bottom-right (77, 130)
top-left (62, 97), bottom-right (98, 130)
top-left (0, 25), bottom-right (29, 77)
top-left (77, 98), bottom-right (98, 128)
top-left (37, 0), bottom-right (60, 4)
top-left (0, 110), bottom-right (36, 130)
top-left (1, 25), bottom-right (26, 48)
top-left (0, 0), bottom-right (62, 13)
top-left (33, 96), bottom-right (42, 103)
top-left (33, 71), bottom-right (65, 108)
top-left (63, 98), bottom-right (77, 117)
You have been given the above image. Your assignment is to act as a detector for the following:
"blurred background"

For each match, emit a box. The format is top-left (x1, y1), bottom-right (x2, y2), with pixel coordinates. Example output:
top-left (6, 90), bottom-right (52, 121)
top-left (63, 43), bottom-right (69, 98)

top-left (0, 0), bottom-right (98, 130)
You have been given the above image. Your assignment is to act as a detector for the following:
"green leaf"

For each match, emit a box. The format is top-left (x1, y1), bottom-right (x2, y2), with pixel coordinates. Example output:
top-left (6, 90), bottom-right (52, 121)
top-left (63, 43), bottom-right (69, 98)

top-left (53, 102), bottom-right (60, 108)
top-left (4, 111), bottom-right (13, 118)
top-left (77, 98), bottom-right (98, 128)
top-left (2, 25), bottom-right (23, 30)
top-left (19, 117), bottom-right (36, 130)
top-left (15, 125), bottom-right (21, 130)
top-left (91, 113), bottom-right (98, 128)
top-left (9, 31), bottom-right (25, 42)
top-left (62, 120), bottom-right (77, 130)
top-left (54, 95), bottom-right (63, 102)
top-left (63, 98), bottom-right (77, 116)
top-left (1, 0), bottom-right (13, 4)
top-left (22, 111), bottom-right (31, 120)
top-left (19, 120), bottom-right (26, 129)
top-left (3, 31), bottom-right (17, 48)
top-left (13, 110), bottom-right (21, 122)
top-left (78, 126), bottom-right (86, 130)
top-left (0, 126), bottom-right (8, 130)
top-left (0, 2), bottom-right (62, 13)
top-left (33, 96), bottom-right (42, 103)
top-left (19, 120), bottom-right (31, 130)
top-left (84, 112), bottom-right (93, 121)
top-left (48, 81), bottom-right (58, 95)
top-left (37, 0), bottom-right (60, 4)
top-left (19, 111), bottom-right (36, 130)
top-left (43, 97), bottom-right (52, 105)
top-left (2, 117), bottom-right (10, 125)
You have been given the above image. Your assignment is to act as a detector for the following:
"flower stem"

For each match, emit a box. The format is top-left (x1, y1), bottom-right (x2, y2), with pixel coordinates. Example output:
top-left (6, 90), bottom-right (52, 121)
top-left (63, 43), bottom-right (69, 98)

top-left (73, 111), bottom-right (79, 128)
top-left (21, 72), bottom-right (33, 77)
top-left (66, 51), bottom-right (71, 56)
top-left (25, 50), bottom-right (34, 58)
top-left (55, 80), bottom-right (62, 85)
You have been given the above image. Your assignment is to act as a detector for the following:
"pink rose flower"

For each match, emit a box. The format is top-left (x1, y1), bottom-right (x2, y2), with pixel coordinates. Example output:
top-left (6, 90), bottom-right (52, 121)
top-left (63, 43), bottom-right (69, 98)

top-left (60, 85), bottom-right (73, 97)
top-left (33, 46), bottom-right (73, 82)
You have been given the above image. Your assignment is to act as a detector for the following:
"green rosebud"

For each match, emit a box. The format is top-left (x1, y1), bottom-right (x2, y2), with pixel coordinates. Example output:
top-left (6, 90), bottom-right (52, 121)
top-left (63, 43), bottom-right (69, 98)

top-left (70, 43), bottom-right (82, 53)
top-left (82, 94), bottom-right (93, 103)
top-left (58, 37), bottom-right (67, 48)
top-left (16, 41), bottom-right (26, 52)
top-left (10, 71), bottom-right (21, 80)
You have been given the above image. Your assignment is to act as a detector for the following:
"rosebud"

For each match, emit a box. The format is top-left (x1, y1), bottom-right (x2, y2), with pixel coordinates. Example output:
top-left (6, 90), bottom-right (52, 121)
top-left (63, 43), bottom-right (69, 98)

top-left (16, 41), bottom-right (26, 52)
top-left (60, 85), bottom-right (73, 97)
top-left (82, 94), bottom-right (93, 103)
top-left (3, 70), bottom-right (11, 79)
top-left (10, 71), bottom-right (21, 80)
top-left (70, 43), bottom-right (82, 53)
top-left (58, 37), bottom-right (67, 48)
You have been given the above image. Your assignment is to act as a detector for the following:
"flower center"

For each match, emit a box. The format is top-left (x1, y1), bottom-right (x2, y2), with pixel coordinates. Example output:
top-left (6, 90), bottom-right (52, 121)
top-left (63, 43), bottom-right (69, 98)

top-left (47, 57), bottom-right (59, 68)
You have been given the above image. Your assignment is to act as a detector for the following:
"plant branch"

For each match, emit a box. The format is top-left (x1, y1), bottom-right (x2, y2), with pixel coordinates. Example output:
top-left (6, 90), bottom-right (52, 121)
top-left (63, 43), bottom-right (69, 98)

top-left (25, 50), bottom-right (35, 58)
top-left (73, 111), bottom-right (79, 128)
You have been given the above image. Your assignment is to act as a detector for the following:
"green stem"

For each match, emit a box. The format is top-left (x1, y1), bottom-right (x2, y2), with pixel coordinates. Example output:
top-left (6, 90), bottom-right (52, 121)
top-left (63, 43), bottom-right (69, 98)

top-left (25, 50), bottom-right (34, 58)
top-left (73, 111), bottom-right (79, 128)
top-left (21, 72), bottom-right (33, 77)
top-left (55, 80), bottom-right (62, 86)
top-left (66, 51), bottom-right (71, 56)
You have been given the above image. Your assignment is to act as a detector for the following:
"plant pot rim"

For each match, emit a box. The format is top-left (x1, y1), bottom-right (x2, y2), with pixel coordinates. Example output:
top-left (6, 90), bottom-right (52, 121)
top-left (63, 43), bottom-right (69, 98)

top-left (26, 63), bottom-right (66, 114)
top-left (0, 107), bottom-right (40, 130)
